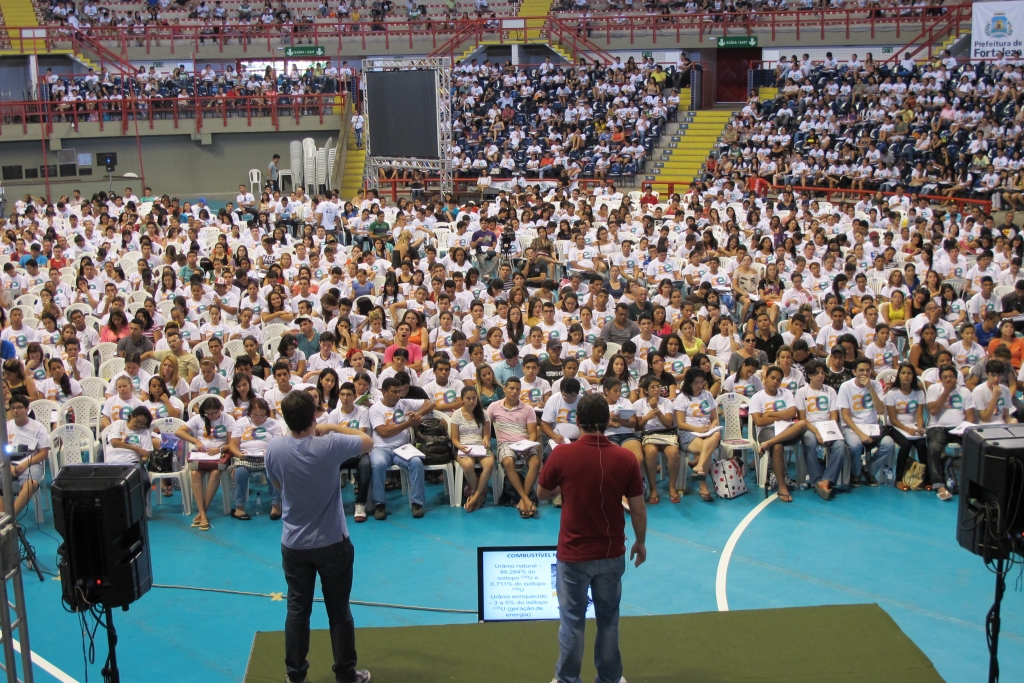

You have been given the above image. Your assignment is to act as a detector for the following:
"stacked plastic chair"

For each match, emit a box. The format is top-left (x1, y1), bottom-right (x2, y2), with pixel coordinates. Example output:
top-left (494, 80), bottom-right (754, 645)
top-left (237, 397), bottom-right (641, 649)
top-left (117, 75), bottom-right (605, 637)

top-left (289, 140), bottom-right (304, 193)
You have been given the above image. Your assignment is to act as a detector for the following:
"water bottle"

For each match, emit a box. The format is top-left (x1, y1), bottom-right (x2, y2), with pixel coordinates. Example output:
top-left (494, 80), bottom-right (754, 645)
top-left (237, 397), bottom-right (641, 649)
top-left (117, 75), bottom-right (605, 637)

top-left (255, 491), bottom-right (262, 515)
top-left (884, 467), bottom-right (895, 487)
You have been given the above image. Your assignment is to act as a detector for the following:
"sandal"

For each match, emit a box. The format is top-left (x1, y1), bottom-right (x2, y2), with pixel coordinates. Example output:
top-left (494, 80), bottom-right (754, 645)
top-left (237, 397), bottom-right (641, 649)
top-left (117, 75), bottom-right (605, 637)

top-left (690, 469), bottom-right (705, 479)
top-left (895, 481), bottom-right (910, 491)
top-left (699, 490), bottom-right (713, 502)
top-left (647, 493), bottom-right (660, 505)
top-left (230, 511), bottom-right (252, 521)
top-left (670, 491), bottom-right (682, 503)
top-left (777, 492), bottom-right (793, 503)
top-left (937, 489), bottom-right (953, 501)
top-left (191, 516), bottom-right (202, 528)
top-left (199, 521), bottom-right (211, 531)
top-left (162, 486), bottom-right (174, 497)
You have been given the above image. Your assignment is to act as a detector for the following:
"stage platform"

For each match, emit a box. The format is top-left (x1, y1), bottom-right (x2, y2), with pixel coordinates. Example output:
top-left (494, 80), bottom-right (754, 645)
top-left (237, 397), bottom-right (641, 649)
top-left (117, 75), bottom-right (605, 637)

top-left (243, 604), bottom-right (944, 683)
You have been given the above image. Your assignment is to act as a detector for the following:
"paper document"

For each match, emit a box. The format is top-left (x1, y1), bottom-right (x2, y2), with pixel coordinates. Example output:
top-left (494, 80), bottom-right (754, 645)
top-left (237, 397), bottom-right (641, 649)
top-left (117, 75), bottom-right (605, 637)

top-left (394, 444), bottom-right (425, 460)
top-left (508, 439), bottom-right (540, 452)
top-left (815, 420), bottom-right (843, 443)
top-left (856, 423), bottom-right (880, 437)
top-left (616, 409), bottom-right (635, 419)
top-left (466, 444), bottom-right (488, 457)
top-left (695, 425), bottom-right (723, 437)
top-left (950, 422), bottom-right (978, 436)
top-left (774, 420), bottom-right (793, 436)
top-left (187, 453), bottom-right (221, 461)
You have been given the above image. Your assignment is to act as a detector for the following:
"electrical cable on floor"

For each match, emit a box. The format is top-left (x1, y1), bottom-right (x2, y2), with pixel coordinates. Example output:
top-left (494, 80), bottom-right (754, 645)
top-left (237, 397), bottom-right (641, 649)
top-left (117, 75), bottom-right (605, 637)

top-left (151, 584), bottom-right (477, 614)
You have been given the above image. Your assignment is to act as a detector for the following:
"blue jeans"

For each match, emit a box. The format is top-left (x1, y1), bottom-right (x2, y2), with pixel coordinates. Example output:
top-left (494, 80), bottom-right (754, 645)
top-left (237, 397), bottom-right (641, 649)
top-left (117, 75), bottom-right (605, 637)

top-left (800, 431), bottom-right (848, 486)
top-left (555, 555), bottom-right (626, 683)
top-left (233, 465), bottom-right (280, 510)
top-left (354, 127), bottom-right (363, 148)
top-left (369, 446), bottom-right (425, 506)
top-left (841, 426), bottom-right (895, 479)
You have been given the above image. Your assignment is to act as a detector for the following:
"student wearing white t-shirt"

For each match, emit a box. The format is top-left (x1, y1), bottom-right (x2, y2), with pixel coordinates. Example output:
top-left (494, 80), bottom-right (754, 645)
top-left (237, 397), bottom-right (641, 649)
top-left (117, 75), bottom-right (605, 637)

top-left (176, 397), bottom-right (235, 531)
top-left (707, 317), bottom-right (740, 368)
top-left (540, 378), bottom-right (583, 451)
top-left (3, 396), bottom-right (51, 516)
top-left (673, 368), bottom-right (720, 503)
top-left (947, 324), bottom-right (986, 369)
top-left (883, 363), bottom-right (928, 491)
top-left (326, 383), bottom-right (373, 522)
top-left (972, 359), bottom-right (1014, 425)
top-left (633, 375), bottom-right (680, 503)
top-left (749, 365), bottom-right (805, 503)
top-left (863, 324), bottom-right (899, 375)
top-left (228, 397), bottom-right (285, 519)
top-left (925, 364), bottom-right (978, 500)
top-left (837, 357), bottom-right (895, 486)
top-left (105, 407), bottom-right (162, 491)
top-left (795, 360), bottom-right (847, 499)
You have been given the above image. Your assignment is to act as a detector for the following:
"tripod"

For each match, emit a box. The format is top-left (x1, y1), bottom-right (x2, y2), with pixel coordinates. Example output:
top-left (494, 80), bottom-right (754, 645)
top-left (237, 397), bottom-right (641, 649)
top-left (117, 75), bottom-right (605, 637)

top-left (987, 558), bottom-right (1006, 683)
top-left (15, 522), bottom-right (43, 582)
top-left (101, 605), bottom-right (122, 683)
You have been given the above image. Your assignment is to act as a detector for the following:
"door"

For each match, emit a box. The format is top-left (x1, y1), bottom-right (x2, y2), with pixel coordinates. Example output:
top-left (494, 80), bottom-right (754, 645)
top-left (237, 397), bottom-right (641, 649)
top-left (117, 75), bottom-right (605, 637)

top-left (715, 47), bottom-right (761, 103)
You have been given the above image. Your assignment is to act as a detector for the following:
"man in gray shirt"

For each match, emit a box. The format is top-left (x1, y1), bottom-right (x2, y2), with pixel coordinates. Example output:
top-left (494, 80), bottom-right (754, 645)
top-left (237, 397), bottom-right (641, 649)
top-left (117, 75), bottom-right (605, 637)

top-left (599, 303), bottom-right (641, 345)
top-left (265, 390), bottom-right (373, 683)
top-left (116, 319), bottom-right (154, 358)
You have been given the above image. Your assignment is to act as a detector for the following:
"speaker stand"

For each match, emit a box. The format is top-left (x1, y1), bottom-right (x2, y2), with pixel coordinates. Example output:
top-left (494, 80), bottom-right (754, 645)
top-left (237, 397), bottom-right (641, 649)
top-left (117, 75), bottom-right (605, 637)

top-left (15, 522), bottom-right (43, 582)
top-left (987, 558), bottom-right (1006, 683)
top-left (101, 605), bottom-right (121, 683)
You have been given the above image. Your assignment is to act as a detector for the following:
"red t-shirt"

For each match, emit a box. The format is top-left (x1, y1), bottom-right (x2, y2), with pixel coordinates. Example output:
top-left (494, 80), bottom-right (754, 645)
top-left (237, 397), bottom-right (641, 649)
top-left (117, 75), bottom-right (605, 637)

top-left (539, 433), bottom-right (643, 563)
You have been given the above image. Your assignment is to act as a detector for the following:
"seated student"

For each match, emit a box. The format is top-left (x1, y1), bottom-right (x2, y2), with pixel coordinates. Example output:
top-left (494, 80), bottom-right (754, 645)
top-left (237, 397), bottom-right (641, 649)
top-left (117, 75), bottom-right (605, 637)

top-left (176, 396), bottom-right (235, 531)
top-left (972, 359), bottom-right (1015, 426)
top-left (541, 377), bottom-right (583, 455)
top-left (633, 374), bottom-right (680, 503)
top-left (450, 385), bottom-right (496, 513)
top-left (105, 353), bottom-right (151, 398)
top-left (838, 356), bottom-right (896, 487)
top-left (262, 361), bottom-right (296, 417)
top-left (795, 360), bottom-right (848, 500)
top-left (920, 349), bottom-right (961, 388)
top-left (228, 397), bottom-right (285, 520)
top-left (884, 362), bottom-right (929, 491)
top-left (326, 381), bottom-right (373, 522)
top-left (486, 376), bottom-right (542, 519)
top-left (601, 377), bottom-right (643, 505)
top-left (421, 356), bottom-right (464, 415)
top-left (926, 364), bottom-right (978, 501)
top-left (189, 357), bottom-right (231, 399)
top-left (2, 395), bottom-right (51, 516)
top-left (673, 367), bottom-right (721, 503)
top-left (750, 365), bottom-right (807, 502)
top-left (104, 406), bottom-right (162, 492)
top-left (366, 377), bottom-right (436, 520)
top-left (101, 374), bottom-right (145, 429)
top-left (863, 323), bottom-right (899, 376)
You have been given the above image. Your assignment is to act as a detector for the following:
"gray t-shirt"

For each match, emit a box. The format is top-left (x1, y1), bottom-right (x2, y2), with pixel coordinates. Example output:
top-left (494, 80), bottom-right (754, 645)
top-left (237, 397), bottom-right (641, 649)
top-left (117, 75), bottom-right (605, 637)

top-left (598, 318), bottom-right (641, 345)
top-left (728, 349), bottom-right (769, 374)
top-left (117, 335), bottom-right (154, 358)
top-left (265, 432), bottom-right (365, 550)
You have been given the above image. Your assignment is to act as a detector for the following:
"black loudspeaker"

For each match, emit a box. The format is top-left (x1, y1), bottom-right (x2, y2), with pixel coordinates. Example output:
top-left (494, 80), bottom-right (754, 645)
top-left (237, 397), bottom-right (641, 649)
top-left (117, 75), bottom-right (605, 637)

top-left (51, 464), bottom-right (152, 611)
top-left (957, 424), bottom-right (1024, 561)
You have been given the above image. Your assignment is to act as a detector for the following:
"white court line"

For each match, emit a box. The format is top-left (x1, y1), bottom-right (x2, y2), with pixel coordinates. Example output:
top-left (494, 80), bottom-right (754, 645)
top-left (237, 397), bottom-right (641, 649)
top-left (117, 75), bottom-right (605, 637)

top-left (11, 639), bottom-right (80, 683)
top-left (715, 493), bottom-right (777, 612)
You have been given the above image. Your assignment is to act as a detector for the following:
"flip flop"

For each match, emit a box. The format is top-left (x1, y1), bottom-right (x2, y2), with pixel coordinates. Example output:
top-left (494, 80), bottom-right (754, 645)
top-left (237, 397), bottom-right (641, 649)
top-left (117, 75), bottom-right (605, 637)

top-left (699, 490), bottom-right (712, 502)
top-left (937, 489), bottom-right (953, 501)
top-left (647, 494), bottom-right (660, 505)
top-left (191, 517), bottom-right (202, 528)
top-left (199, 521), bottom-right (211, 531)
top-left (815, 485), bottom-right (833, 501)
top-left (230, 511), bottom-right (252, 521)
top-left (777, 492), bottom-right (793, 503)
top-left (671, 491), bottom-right (683, 503)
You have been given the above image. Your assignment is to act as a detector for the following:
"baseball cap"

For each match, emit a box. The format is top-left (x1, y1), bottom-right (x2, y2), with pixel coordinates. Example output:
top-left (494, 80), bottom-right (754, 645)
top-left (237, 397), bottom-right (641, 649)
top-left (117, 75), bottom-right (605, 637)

top-left (546, 338), bottom-right (563, 349)
top-left (215, 277), bottom-right (228, 285)
top-left (830, 346), bottom-right (845, 356)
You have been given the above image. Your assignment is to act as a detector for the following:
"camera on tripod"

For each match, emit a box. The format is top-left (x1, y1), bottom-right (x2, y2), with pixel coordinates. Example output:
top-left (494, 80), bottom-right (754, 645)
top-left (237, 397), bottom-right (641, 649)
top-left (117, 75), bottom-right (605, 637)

top-left (500, 225), bottom-right (516, 255)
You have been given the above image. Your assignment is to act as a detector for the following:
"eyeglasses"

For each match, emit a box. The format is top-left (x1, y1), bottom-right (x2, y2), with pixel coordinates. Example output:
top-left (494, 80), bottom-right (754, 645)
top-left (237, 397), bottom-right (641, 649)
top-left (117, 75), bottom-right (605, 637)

top-left (743, 338), bottom-right (756, 343)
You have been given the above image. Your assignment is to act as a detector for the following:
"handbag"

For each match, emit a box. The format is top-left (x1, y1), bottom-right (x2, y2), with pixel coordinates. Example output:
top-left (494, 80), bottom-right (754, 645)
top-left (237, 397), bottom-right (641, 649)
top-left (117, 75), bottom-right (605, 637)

top-left (902, 461), bottom-right (927, 490)
top-left (711, 458), bottom-right (748, 499)
top-left (147, 448), bottom-right (175, 473)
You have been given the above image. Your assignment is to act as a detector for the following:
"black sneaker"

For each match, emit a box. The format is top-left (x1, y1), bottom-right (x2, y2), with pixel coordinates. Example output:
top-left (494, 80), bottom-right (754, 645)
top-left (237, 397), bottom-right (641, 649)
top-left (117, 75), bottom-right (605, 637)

top-left (850, 476), bottom-right (862, 488)
top-left (862, 471), bottom-right (879, 487)
top-left (373, 504), bottom-right (387, 521)
top-left (351, 671), bottom-right (371, 683)
top-left (411, 503), bottom-right (424, 519)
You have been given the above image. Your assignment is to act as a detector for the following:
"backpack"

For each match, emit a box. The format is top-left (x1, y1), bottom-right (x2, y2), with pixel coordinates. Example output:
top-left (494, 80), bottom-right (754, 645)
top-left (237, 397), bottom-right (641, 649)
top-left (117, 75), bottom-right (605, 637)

top-left (414, 417), bottom-right (453, 466)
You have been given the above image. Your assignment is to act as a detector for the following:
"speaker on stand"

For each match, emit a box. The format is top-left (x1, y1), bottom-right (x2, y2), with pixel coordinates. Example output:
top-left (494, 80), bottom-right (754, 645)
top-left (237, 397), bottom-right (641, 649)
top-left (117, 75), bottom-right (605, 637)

top-left (955, 424), bottom-right (1024, 683)
top-left (52, 463), bottom-right (153, 683)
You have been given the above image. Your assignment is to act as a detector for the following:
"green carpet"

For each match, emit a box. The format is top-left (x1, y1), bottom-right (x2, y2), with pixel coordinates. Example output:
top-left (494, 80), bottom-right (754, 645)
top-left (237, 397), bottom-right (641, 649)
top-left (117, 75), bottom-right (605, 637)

top-left (244, 604), bottom-right (944, 683)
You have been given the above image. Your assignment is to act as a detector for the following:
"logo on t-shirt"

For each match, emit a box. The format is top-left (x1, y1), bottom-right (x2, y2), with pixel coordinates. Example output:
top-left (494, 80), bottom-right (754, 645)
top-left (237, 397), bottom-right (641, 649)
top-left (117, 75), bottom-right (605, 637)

top-left (243, 425), bottom-right (269, 440)
top-left (852, 393), bottom-right (874, 411)
top-left (948, 394), bottom-right (964, 410)
top-left (807, 394), bottom-right (830, 413)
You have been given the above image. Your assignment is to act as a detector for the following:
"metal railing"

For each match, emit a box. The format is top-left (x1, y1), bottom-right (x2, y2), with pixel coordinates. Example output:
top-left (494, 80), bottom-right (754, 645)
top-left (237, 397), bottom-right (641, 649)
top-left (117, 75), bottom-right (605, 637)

top-left (0, 5), bottom-right (973, 57)
top-left (0, 91), bottom-right (344, 137)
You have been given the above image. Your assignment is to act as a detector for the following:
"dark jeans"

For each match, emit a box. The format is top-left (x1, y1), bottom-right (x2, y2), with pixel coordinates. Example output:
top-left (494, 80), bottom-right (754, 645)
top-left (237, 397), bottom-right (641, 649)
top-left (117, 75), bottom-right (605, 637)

top-left (341, 455), bottom-right (371, 505)
top-left (555, 555), bottom-right (626, 683)
top-left (890, 429), bottom-right (928, 480)
top-left (282, 538), bottom-right (357, 683)
top-left (925, 427), bottom-right (960, 488)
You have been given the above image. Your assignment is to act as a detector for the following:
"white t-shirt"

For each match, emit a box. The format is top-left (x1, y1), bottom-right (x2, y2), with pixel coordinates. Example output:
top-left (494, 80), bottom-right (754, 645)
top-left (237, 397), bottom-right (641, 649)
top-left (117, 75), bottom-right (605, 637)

top-left (541, 393), bottom-right (581, 440)
top-left (102, 394), bottom-right (145, 422)
top-left (948, 340), bottom-right (986, 368)
top-left (707, 334), bottom-right (737, 366)
top-left (795, 384), bottom-right (838, 424)
top-left (864, 341), bottom-right (899, 371)
top-left (837, 377), bottom-right (885, 425)
top-left (632, 396), bottom-right (676, 432)
top-left (924, 383), bottom-right (975, 427)
top-left (185, 413), bottom-right (235, 451)
top-left (230, 416), bottom-right (284, 457)
top-left (605, 396), bottom-right (637, 436)
top-left (971, 382), bottom-right (1012, 424)
top-left (884, 387), bottom-right (925, 436)
top-left (519, 377), bottom-right (552, 409)
top-left (672, 390), bottom-right (716, 428)
top-left (5, 418), bottom-right (49, 463)
top-left (723, 373), bottom-right (763, 398)
top-left (190, 373), bottom-right (231, 397)
top-left (104, 421), bottom-right (155, 465)
top-left (327, 405), bottom-right (371, 431)
top-left (422, 378), bottom-right (465, 412)
top-left (749, 388), bottom-right (796, 424)
top-left (368, 398), bottom-right (428, 448)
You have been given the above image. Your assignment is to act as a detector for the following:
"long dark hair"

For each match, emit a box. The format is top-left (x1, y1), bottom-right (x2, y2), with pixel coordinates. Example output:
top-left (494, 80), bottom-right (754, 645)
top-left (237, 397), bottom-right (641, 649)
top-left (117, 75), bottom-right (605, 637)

top-left (199, 396), bottom-right (222, 437)
top-left (680, 367), bottom-right (706, 398)
top-left (230, 373), bottom-right (256, 404)
top-left (894, 361), bottom-right (924, 392)
top-left (317, 368), bottom-right (341, 411)
top-left (461, 385), bottom-right (484, 425)
top-left (46, 357), bottom-right (72, 397)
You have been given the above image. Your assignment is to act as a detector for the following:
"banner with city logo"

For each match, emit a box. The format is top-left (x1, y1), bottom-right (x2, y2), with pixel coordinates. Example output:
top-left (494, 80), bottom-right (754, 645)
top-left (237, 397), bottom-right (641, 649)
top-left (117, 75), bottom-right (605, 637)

top-left (972, 1), bottom-right (1024, 60)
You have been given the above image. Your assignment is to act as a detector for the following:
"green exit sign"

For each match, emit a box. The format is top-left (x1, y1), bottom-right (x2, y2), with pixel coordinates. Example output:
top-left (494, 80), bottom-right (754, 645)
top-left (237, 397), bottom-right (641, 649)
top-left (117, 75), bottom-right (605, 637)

top-left (882, 46), bottom-right (893, 54)
top-left (284, 45), bottom-right (325, 57)
top-left (717, 36), bottom-right (758, 48)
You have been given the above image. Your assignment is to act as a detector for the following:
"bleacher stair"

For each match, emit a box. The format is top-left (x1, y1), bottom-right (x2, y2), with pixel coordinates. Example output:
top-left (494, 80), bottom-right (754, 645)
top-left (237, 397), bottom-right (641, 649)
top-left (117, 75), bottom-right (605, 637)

top-left (646, 106), bottom-right (735, 189)
top-left (0, 0), bottom-right (41, 53)
top-left (339, 129), bottom-right (366, 201)
top-left (517, 0), bottom-right (551, 40)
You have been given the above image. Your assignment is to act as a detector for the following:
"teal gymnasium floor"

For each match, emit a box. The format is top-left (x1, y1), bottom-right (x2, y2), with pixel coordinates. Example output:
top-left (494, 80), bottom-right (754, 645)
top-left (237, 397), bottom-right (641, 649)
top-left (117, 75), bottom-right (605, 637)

top-left (14, 471), bottom-right (1024, 683)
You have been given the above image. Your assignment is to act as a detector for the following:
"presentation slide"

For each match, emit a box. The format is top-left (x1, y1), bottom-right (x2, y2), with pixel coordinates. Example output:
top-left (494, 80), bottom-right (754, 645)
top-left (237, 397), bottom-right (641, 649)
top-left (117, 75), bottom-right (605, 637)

top-left (477, 546), bottom-right (594, 622)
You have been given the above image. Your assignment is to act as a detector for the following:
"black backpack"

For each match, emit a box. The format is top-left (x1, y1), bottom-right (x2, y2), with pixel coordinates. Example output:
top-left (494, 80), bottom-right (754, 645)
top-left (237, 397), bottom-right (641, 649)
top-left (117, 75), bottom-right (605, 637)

top-left (414, 418), bottom-right (453, 466)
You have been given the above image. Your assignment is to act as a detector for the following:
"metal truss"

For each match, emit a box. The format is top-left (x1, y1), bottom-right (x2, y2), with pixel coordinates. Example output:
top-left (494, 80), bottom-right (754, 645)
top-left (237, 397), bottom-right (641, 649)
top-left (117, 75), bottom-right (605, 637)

top-left (362, 57), bottom-right (453, 194)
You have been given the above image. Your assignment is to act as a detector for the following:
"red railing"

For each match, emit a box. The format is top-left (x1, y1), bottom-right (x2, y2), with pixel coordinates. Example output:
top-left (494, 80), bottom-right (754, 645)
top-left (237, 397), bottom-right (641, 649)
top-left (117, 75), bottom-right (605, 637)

top-left (0, 92), bottom-right (343, 137)
top-left (2, 5), bottom-right (972, 56)
top-left (883, 2), bottom-right (969, 65)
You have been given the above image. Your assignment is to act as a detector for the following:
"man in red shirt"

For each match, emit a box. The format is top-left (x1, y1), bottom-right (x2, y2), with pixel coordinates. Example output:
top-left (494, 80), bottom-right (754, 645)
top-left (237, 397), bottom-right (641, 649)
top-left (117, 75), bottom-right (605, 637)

top-left (538, 394), bottom-right (647, 683)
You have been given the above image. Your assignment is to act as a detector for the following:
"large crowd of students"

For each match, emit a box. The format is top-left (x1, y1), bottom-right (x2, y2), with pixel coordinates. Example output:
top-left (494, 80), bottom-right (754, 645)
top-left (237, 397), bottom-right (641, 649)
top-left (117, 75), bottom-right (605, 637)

top-left (1, 140), bottom-right (1022, 530)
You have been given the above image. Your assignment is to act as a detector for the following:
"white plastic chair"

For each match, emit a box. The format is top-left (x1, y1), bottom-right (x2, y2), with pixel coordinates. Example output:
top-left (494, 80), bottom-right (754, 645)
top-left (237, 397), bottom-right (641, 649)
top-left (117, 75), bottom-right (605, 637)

top-left (187, 394), bottom-right (225, 419)
top-left (249, 168), bottom-right (262, 195)
top-left (30, 399), bottom-right (60, 428)
top-left (224, 339), bottom-right (246, 358)
top-left (51, 423), bottom-right (99, 466)
top-left (262, 336), bottom-right (282, 362)
top-left (141, 358), bottom-right (160, 375)
top-left (716, 393), bottom-right (756, 472)
top-left (263, 323), bottom-right (288, 340)
top-left (99, 357), bottom-right (126, 382)
top-left (90, 342), bottom-right (119, 368)
top-left (749, 410), bottom-right (807, 490)
top-left (603, 342), bottom-right (621, 360)
top-left (79, 377), bottom-right (107, 403)
top-left (57, 396), bottom-right (102, 437)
